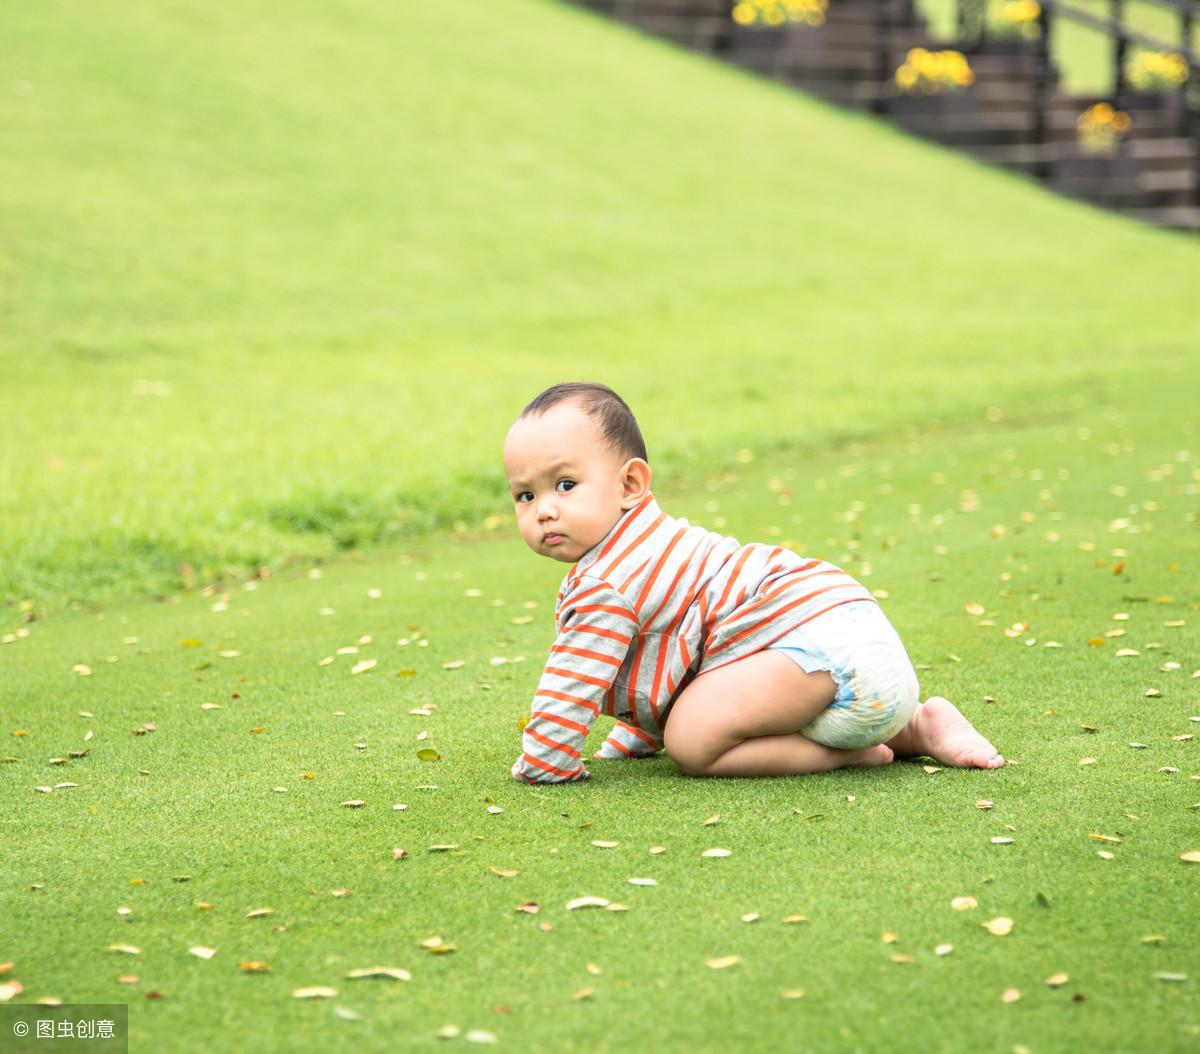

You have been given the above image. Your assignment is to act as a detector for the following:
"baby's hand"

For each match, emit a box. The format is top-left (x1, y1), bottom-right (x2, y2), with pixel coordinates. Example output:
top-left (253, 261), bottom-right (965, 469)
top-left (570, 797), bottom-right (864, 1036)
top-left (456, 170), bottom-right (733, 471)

top-left (594, 725), bottom-right (663, 760)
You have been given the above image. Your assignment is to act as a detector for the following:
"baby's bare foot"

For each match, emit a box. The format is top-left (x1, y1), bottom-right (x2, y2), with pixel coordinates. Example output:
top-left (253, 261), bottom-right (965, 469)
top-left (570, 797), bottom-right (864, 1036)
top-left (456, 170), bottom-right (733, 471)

top-left (846, 743), bottom-right (894, 767)
top-left (900, 697), bottom-right (1004, 769)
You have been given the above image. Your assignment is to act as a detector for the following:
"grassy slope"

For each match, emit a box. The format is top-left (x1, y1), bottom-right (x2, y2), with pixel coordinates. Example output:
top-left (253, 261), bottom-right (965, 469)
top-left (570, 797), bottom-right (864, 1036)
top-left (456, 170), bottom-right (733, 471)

top-left (1, 372), bottom-right (1197, 1051)
top-left (3, 0), bottom-right (1199, 622)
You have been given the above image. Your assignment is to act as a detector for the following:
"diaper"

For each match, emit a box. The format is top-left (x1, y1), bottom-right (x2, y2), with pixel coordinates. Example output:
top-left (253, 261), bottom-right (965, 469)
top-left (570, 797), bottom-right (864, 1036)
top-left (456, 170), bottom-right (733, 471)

top-left (766, 601), bottom-right (920, 750)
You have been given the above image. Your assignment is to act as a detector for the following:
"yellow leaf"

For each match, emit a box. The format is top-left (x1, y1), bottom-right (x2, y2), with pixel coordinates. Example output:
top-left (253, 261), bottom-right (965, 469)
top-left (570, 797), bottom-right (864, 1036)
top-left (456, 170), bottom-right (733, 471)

top-left (701, 848), bottom-right (732, 858)
top-left (706, 955), bottom-right (741, 969)
top-left (188, 946), bottom-right (216, 960)
top-left (951, 896), bottom-right (978, 911)
top-left (984, 917), bottom-right (1014, 936)
top-left (345, 967), bottom-right (411, 981)
top-left (489, 867), bottom-right (520, 878)
top-left (566, 897), bottom-right (609, 910)
top-left (292, 986), bottom-right (337, 999)
top-left (416, 748), bottom-right (441, 762)
top-left (238, 961), bottom-right (270, 972)
top-left (1180, 851), bottom-right (1200, 864)
top-left (1001, 988), bottom-right (1021, 1003)
top-left (1045, 973), bottom-right (1069, 987)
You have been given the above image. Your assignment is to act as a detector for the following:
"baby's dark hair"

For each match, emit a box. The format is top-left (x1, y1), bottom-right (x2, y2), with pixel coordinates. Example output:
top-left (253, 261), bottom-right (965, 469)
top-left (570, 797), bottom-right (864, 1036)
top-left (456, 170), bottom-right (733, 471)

top-left (519, 382), bottom-right (649, 466)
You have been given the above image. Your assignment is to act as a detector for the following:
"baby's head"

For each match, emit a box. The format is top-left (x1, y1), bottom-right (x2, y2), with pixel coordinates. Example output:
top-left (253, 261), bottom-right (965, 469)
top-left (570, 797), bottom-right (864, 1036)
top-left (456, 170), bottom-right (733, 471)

top-left (503, 382), bottom-right (651, 563)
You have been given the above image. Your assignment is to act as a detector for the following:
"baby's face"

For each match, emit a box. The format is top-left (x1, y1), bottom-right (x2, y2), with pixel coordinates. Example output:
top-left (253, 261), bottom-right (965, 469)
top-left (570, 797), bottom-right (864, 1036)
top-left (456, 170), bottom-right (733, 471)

top-left (503, 403), bottom-right (640, 564)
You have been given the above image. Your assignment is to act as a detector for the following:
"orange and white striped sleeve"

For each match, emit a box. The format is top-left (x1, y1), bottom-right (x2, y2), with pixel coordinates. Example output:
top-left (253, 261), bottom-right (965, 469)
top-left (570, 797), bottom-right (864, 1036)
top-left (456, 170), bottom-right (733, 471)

top-left (511, 578), bottom-right (638, 784)
top-left (595, 721), bottom-right (664, 760)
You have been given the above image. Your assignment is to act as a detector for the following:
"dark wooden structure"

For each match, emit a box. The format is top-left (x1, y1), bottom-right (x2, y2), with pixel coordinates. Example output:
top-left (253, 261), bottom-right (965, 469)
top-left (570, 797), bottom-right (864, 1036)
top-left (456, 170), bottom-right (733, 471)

top-left (566, 0), bottom-right (1200, 231)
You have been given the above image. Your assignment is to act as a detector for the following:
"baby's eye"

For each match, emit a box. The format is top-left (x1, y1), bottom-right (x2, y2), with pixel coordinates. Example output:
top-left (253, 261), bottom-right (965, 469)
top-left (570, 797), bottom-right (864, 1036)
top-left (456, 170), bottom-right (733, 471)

top-left (556, 479), bottom-right (575, 493)
top-left (514, 491), bottom-right (532, 504)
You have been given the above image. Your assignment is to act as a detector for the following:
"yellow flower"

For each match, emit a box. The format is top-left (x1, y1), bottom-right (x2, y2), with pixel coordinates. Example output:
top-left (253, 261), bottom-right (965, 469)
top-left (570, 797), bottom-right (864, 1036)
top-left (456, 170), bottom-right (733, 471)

top-left (732, 2), bottom-right (756, 24)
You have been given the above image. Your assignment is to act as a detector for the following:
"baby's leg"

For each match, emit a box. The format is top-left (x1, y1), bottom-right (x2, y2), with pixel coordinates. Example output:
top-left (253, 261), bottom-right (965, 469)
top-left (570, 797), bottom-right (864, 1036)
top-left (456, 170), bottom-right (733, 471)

top-left (661, 649), bottom-right (893, 777)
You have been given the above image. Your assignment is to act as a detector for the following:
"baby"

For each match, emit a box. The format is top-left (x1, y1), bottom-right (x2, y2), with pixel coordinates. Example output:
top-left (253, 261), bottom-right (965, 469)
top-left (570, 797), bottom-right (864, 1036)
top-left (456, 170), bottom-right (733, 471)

top-left (503, 381), bottom-right (1004, 784)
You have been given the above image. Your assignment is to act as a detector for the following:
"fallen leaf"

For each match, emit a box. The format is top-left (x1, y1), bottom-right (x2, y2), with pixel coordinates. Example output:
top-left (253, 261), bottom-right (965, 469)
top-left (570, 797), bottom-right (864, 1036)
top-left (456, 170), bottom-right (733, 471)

top-left (590, 840), bottom-right (620, 849)
top-left (951, 896), bottom-right (978, 911)
top-left (0, 981), bottom-right (24, 1002)
top-left (984, 917), bottom-right (1014, 936)
top-left (465, 1030), bottom-right (497, 1044)
top-left (701, 848), bottom-right (731, 858)
top-left (489, 867), bottom-right (519, 878)
top-left (742, 913), bottom-right (760, 923)
top-left (566, 897), bottom-right (609, 910)
top-left (571, 987), bottom-right (594, 1001)
top-left (428, 844), bottom-right (459, 853)
top-left (702, 815), bottom-right (720, 826)
top-left (1088, 833), bottom-right (1122, 843)
top-left (935, 943), bottom-right (954, 956)
top-left (238, 961), bottom-right (270, 972)
top-left (1046, 973), bottom-right (1069, 987)
top-left (782, 988), bottom-right (806, 999)
top-left (890, 954), bottom-right (913, 964)
top-left (350, 660), bottom-right (377, 675)
top-left (188, 946), bottom-right (216, 960)
top-left (628, 877), bottom-right (657, 887)
top-left (1180, 851), bottom-right (1200, 864)
top-left (293, 986), bottom-right (338, 999)
top-left (1155, 972), bottom-right (1187, 983)
top-left (782, 914), bottom-right (808, 924)
top-left (345, 967), bottom-right (411, 981)
top-left (107, 944), bottom-right (142, 955)
top-left (245, 908), bottom-right (275, 919)
top-left (341, 800), bottom-right (366, 808)
top-left (416, 748), bottom-right (441, 762)
top-left (706, 955), bottom-right (741, 969)
top-left (1002, 988), bottom-right (1021, 1003)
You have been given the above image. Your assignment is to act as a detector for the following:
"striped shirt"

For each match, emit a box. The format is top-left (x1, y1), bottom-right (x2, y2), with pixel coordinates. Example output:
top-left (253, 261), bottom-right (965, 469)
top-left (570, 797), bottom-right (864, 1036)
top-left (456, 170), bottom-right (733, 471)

top-left (511, 490), bottom-right (878, 784)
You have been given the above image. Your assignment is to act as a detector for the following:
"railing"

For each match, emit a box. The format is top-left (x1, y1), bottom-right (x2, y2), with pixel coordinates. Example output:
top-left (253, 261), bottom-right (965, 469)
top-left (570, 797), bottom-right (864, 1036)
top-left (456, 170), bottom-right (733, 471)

top-left (960, 0), bottom-right (1199, 130)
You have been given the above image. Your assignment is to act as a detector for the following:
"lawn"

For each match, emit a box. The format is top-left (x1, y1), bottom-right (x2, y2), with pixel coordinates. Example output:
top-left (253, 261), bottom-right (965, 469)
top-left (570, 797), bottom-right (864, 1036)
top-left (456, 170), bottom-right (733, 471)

top-left (2, 369), bottom-right (1198, 1051)
top-left (3, 0), bottom-right (1199, 623)
top-left (2, 0), bottom-right (1199, 1050)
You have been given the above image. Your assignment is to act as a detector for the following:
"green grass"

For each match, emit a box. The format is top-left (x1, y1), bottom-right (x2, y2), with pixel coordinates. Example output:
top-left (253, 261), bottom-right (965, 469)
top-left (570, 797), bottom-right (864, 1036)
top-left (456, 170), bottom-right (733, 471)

top-left (2, 373), bottom-right (1198, 1051)
top-left (3, 0), bottom-right (1200, 625)
top-left (3, 1), bottom-right (1200, 1048)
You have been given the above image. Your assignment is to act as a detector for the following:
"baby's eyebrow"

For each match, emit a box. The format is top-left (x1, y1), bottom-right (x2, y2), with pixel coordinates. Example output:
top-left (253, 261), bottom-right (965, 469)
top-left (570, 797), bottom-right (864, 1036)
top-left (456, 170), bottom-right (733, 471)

top-left (509, 462), bottom-right (576, 487)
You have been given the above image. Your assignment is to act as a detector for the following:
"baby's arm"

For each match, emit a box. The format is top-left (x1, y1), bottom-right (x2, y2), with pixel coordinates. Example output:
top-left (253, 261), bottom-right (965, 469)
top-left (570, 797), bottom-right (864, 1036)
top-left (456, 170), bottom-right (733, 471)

top-left (511, 578), bottom-right (639, 784)
top-left (595, 721), bottom-right (664, 760)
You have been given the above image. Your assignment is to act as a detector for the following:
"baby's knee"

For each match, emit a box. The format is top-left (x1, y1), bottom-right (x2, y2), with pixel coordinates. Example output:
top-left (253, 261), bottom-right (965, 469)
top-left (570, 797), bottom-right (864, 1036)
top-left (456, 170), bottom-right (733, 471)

top-left (663, 722), bottom-right (718, 776)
